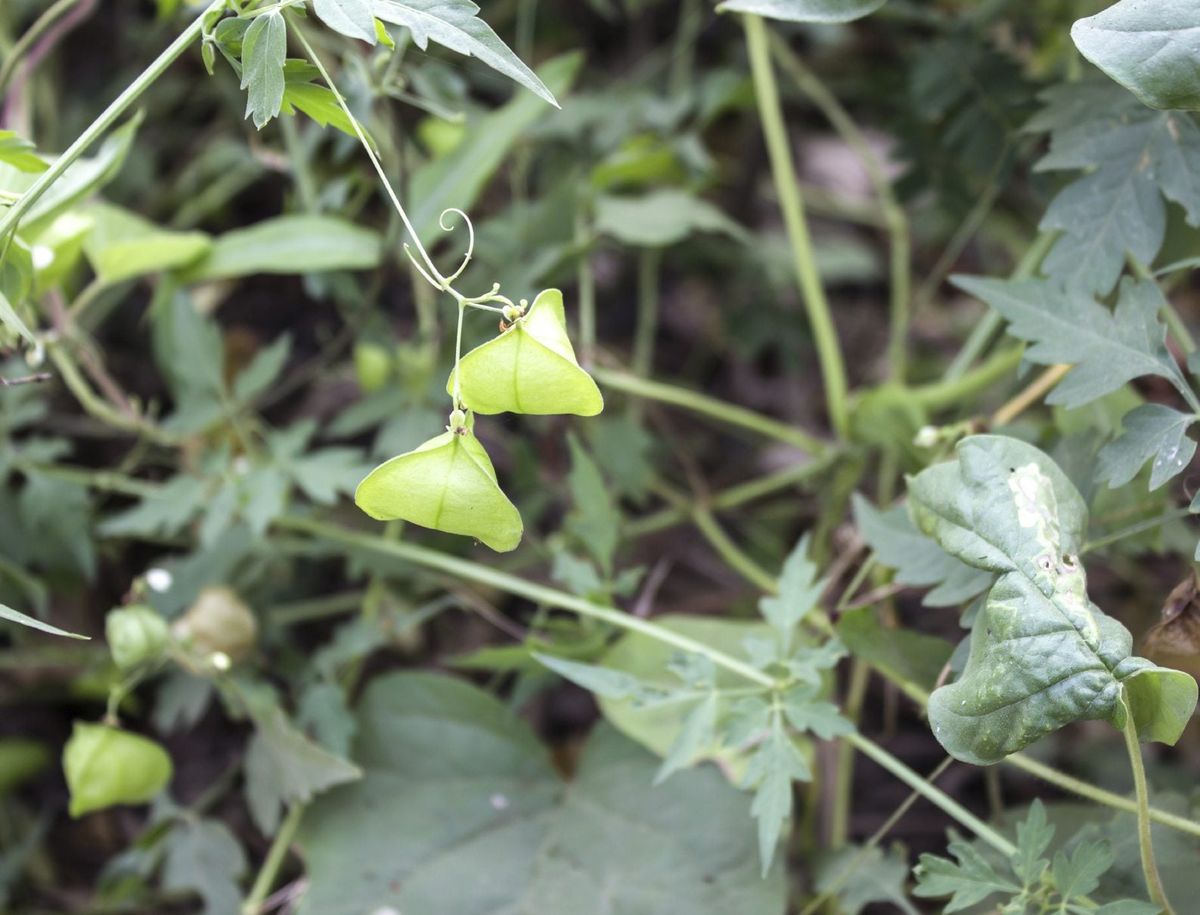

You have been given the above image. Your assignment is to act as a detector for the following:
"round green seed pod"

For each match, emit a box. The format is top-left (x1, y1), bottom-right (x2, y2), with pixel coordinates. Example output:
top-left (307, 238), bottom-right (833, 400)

top-left (63, 723), bottom-right (172, 818)
top-left (353, 342), bottom-right (392, 393)
top-left (105, 605), bottom-right (169, 671)
top-left (172, 586), bottom-right (257, 663)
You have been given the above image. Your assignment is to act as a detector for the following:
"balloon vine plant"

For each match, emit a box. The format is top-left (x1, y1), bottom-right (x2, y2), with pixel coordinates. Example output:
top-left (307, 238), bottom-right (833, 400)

top-left (285, 27), bottom-right (604, 552)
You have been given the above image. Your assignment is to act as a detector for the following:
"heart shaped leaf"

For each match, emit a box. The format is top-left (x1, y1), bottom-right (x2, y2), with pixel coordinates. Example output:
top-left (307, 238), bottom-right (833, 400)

top-left (449, 289), bottom-right (604, 416)
top-left (355, 426), bottom-right (522, 552)
top-left (907, 435), bottom-right (1198, 765)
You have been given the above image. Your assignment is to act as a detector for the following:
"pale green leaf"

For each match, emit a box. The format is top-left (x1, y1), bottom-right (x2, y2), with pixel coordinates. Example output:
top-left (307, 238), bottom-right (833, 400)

top-left (1073, 1), bottom-right (1200, 110)
top-left (355, 427), bottom-right (523, 552)
top-left (0, 290), bottom-right (35, 347)
top-left (281, 82), bottom-right (361, 140)
top-left (852, 494), bottom-right (992, 607)
top-left (1026, 81), bottom-right (1200, 294)
top-left (758, 533), bottom-right (823, 645)
top-left (533, 654), bottom-right (649, 699)
top-left (449, 289), bottom-right (603, 417)
top-left (313, 0), bottom-right (377, 43)
top-left (373, 0), bottom-right (557, 106)
top-left (655, 691), bottom-right (718, 784)
top-left (743, 714), bottom-right (809, 873)
top-left (913, 839), bottom-right (1020, 912)
top-left (243, 704), bottom-right (362, 835)
top-left (1096, 403), bottom-right (1198, 491)
top-left (181, 215), bottom-right (381, 281)
top-left (954, 276), bottom-right (1190, 409)
top-left (597, 615), bottom-right (780, 762)
top-left (241, 11), bottom-right (287, 130)
top-left (814, 845), bottom-right (919, 915)
top-left (0, 131), bottom-right (46, 173)
top-left (0, 603), bottom-right (86, 639)
top-left (232, 334), bottom-right (291, 402)
top-left (594, 189), bottom-right (749, 248)
top-left (1012, 799), bottom-right (1053, 887)
top-left (908, 435), bottom-right (1198, 764)
top-left (162, 818), bottom-right (247, 915)
top-left (83, 203), bottom-right (211, 284)
top-left (297, 672), bottom-right (784, 915)
top-left (716, 0), bottom-right (886, 23)
top-left (565, 434), bottom-right (619, 572)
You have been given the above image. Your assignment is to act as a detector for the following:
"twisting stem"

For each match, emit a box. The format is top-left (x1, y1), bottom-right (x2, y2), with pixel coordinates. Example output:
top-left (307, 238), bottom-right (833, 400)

top-left (1121, 693), bottom-right (1175, 914)
top-left (742, 14), bottom-right (849, 439)
top-left (289, 21), bottom-right (446, 292)
top-left (0, 0), bottom-right (224, 242)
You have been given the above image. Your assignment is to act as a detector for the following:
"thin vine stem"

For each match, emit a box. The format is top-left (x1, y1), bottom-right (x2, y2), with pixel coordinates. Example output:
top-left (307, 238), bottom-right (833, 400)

top-left (241, 802), bottom-right (305, 915)
top-left (592, 367), bottom-right (829, 453)
top-left (742, 14), bottom-right (850, 439)
top-left (1121, 693), bottom-right (1175, 914)
top-left (0, 0), bottom-right (225, 243)
top-left (768, 33), bottom-right (911, 383)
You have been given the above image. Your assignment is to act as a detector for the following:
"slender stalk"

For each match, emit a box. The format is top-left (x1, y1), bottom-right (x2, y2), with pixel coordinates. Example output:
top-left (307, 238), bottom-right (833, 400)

top-left (990, 364), bottom-right (1071, 426)
top-left (0, 0), bottom-right (84, 95)
top-left (592, 367), bottom-right (828, 454)
top-left (0, 0), bottom-right (224, 241)
top-left (1005, 752), bottom-right (1200, 839)
top-left (624, 451), bottom-right (841, 538)
top-left (241, 803), bottom-right (305, 915)
top-left (913, 345), bottom-right (1023, 413)
top-left (768, 34), bottom-right (911, 383)
top-left (276, 514), bottom-right (776, 687)
top-left (742, 14), bottom-right (849, 439)
top-left (575, 203), bottom-right (596, 366)
top-left (1121, 695), bottom-right (1175, 914)
top-left (689, 505), bottom-right (778, 593)
top-left (844, 731), bottom-right (1016, 857)
top-left (830, 660), bottom-right (870, 847)
top-left (632, 247), bottom-right (662, 379)
top-left (1083, 506), bottom-right (1193, 554)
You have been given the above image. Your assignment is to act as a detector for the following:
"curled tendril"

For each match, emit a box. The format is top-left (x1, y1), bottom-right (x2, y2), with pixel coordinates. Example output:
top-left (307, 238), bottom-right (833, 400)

top-left (438, 208), bottom-right (475, 285)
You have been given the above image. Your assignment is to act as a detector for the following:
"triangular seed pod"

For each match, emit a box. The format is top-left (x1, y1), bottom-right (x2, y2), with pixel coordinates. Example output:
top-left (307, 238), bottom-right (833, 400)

top-left (448, 289), bottom-right (604, 416)
top-left (355, 427), bottom-right (523, 552)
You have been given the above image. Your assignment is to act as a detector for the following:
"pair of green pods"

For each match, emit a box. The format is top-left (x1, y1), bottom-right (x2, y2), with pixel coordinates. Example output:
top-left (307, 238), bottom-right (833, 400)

top-left (355, 290), bottom-right (603, 551)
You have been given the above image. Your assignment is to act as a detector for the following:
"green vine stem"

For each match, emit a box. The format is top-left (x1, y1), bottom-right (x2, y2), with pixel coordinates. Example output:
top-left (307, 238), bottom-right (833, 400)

top-left (241, 802), bottom-right (305, 915)
top-left (278, 513), bottom-right (1009, 859)
top-left (768, 33), bottom-right (911, 384)
top-left (1121, 693), bottom-right (1176, 914)
top-left (632, 247), bottom-right (662, 379)
top-left (741, 14), bottom-right (850, 440)
top-left (0, 0), bottom-right (225, 243)
top-left (575, 199), bottom-right (597, 366)
top-left (592, 367), bottom-right (829, 453)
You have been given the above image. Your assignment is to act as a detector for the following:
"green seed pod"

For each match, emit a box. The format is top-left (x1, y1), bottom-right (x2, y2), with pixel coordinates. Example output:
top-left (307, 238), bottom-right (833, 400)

top-left (63, 723), bottom-right (172, 818)
top-left (353, 341), bottom-right (392, 393)
top-left (105, 605), bottom-right (169, 671)
top-left (172, 587), bottom-right (258, 663)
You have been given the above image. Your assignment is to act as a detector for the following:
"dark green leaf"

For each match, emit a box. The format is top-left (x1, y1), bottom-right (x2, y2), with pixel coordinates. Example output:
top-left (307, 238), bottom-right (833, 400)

top-left (1096, 403), bottom-right (1198, 491)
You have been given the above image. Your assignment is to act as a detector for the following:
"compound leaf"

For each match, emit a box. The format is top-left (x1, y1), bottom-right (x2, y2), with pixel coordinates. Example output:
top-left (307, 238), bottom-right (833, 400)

top-left (449, 289), bottom-right (603, 417)
top-left (954, 276), bottom-right (1190, 409)
top-left (355, 427), bottom-right (523, 552)
top-left (373, 0), bottom-right (556, 106)
top-left (1097, 403), bottom-right (1198, 491)
top-left (240, 11), bottom-right (287, 130)
top-left (908, 435), bottom-right (1198, 764)
top-left (313, 0), bottom-right (376, 43)
top-left (1073, 1), bottom-right (1200, 110)
top-left (1026, 81), bottom-right (1200, 294)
